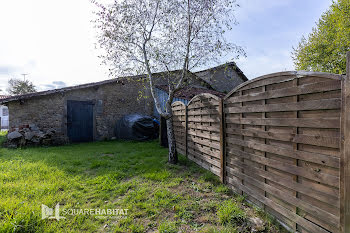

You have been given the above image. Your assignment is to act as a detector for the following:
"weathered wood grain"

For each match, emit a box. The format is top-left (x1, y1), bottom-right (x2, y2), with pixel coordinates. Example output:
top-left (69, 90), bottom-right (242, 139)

top-left (226, 128), bottom-right (340, 149)
top-left (226, 79), bottom-right (341, 104)
top-left (187, 130), bottom-right (220, 141)
top-left (340, 52), bottom-right (350, 233)
top-left (226, 166), bottom-right (339, 228)
top-left (226, 147), bottom-right (339, 186)
top-left (187, 142), bottom-right (220, 159)
top-left (226, 177), bottom-right (335, 233)
top-left (187, 123), bottom-right (220, 132)
top-left (188, 154), bottom-right (221, 176)
top-left (225, 98), bottom-right (341, 113)
top-left (226, 117), bottom-right (340, 129)
top-left (226, 158), bottom-right (339, 205)
top-left (225, 136), bottom-right (339, 168)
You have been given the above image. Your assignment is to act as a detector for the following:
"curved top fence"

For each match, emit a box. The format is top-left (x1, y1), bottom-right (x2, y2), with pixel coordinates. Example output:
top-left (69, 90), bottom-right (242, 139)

top-left (171, 63), bottom-right (350, 233)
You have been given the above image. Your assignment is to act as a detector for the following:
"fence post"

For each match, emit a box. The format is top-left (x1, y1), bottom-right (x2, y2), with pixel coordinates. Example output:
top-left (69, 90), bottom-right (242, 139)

top-left (219, 98), bottom-right (225, 183)
top-left (341, 51), bottom-right (350, 232)
top-left (184, 105), bottom-right (188, 157)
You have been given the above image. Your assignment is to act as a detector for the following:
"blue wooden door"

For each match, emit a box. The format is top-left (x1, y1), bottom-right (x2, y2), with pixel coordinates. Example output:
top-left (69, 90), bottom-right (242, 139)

top-left (67, 100), bottom-right (93, 142)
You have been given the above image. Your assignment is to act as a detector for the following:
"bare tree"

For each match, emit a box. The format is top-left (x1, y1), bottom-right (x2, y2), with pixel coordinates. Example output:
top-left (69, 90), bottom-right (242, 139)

top-left (93, 0), bottom-right (245, 164)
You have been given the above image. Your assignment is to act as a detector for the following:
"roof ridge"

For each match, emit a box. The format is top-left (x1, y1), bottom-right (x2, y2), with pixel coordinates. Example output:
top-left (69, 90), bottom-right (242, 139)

top-left (195, 61), bottom-right (248, 81)
top-left (0, 61), bottom-right (246, 104)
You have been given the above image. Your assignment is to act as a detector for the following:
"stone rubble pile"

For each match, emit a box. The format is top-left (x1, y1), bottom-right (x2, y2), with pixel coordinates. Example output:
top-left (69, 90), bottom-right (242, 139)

top-left (4, 124), bottom-right (56, 148)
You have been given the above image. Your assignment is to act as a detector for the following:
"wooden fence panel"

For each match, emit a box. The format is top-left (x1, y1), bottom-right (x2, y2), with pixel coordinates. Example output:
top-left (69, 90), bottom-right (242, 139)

top-left (171, 68), bottom-right (348, 232)
top-left (186, 93), bottom-right (222, 177)
top-left (172, 101), bottom-right (187, 155)
top-left (224, 71), bottom-right (342, 233)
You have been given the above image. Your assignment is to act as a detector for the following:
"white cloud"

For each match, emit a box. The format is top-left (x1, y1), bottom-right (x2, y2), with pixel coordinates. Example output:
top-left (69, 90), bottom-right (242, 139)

top-left (38, 81), bottom-right (67, 91)
top-left (0, 0), bottom-right (108, 92)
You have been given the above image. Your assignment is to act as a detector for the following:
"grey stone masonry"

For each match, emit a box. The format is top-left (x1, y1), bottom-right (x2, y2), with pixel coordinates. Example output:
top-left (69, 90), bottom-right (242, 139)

top-left (6, 79), bottom-right (153, 144)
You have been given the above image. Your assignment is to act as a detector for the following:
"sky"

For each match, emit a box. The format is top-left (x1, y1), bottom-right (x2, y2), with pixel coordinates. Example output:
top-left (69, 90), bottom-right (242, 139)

top-left (0, 0), bottom-right (332, 93)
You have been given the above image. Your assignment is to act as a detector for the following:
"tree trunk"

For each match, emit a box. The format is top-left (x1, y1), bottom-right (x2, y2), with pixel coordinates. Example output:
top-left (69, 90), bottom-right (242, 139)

top-left (166, 116), bottom-right (177, 164)
top-left (159, 117), bottom-right (168, 148)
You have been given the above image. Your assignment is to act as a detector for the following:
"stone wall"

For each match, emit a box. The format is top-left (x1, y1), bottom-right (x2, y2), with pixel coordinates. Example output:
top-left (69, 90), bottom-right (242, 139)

top-left (7, 79), bottom-right (153, 144)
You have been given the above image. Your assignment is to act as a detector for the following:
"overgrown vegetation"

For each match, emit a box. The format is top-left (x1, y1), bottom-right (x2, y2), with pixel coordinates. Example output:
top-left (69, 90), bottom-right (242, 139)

top-left (0, 139), bottom-right (284, 232)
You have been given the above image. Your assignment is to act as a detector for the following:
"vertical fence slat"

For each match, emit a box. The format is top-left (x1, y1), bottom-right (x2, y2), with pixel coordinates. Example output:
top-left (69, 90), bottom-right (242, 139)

top-left (219, 98), bottom-right (225, 183)
top-left (341, 51), bottom-right (350, 232)
top-left (239, 90), bottom-right (244, 196)
top-left (262, 85), bottom-right (267, 213)
top-left (292, 78), bottom-right (299, 232)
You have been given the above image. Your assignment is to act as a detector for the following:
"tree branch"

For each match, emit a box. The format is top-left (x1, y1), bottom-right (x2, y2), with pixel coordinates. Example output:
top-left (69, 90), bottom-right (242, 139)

top-left (174, 0), bottom-right (192, 92)
top-left (140, 1), bottom-right (170, 118)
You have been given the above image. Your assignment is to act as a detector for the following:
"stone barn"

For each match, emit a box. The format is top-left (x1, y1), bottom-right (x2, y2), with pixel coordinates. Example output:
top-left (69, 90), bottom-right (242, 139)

top-left (1, 78), bottom-right (154, 144)
top-left (0, 62), bottom-right (247, 145)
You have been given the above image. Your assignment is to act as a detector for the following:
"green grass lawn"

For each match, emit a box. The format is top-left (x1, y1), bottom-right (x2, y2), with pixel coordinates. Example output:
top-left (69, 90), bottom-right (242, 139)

top-left (0, 137), bottom-right (284, 233)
